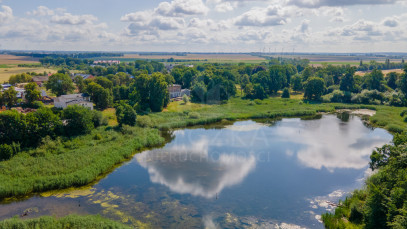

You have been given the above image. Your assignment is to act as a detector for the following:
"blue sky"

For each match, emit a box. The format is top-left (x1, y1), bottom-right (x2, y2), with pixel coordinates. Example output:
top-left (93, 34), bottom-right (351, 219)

top-left (0, 0), bottom-right (406, 52)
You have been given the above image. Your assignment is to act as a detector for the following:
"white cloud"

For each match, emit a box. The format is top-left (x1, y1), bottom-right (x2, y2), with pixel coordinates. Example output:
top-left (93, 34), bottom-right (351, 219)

top-left (51, 13), bottom-right (98, 25)
top-left (27, 6), bottom-right (54, 16)
top-left (288, 0), bottom-right (399, 8)
top-left (382, 16), bottom-right (399, 27)
top-left (234, 5), bottom-right (292, 27)
top-left (155, 0), bottom-right (209, 16)
top-left (0, 5), bottom-right (13, 24)
top-left (215, 2), bottom-right (237, 12)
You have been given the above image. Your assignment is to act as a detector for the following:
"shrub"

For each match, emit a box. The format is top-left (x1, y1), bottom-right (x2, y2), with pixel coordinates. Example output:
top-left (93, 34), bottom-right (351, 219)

top-left (120, 125), bottom-right (133, 135)
top-left (387, 124), bottom-right (404, 133)
top-left (182, 94), bottom-right (189, 104)
top-left (137, 115), bottom-right (153, 128)
top-left (254, 99), bottom-right (262, 105)
top-left (281, 88), bottom-right (290, 98)
top-left (62, 105), bottom-right (94, 136)
top-left (115, 103), bottom-right (137, 127)
top-left (93, 133), bottom-right (103, 140)
top-left (0, 144), bottom-right (13, 161)
top-left (188, 112), bottom-right (200, 119)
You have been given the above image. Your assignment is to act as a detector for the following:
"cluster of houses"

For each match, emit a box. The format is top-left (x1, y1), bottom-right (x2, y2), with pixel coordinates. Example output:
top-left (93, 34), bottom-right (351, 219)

top-left (1, 83), bottom-right (26, 99)
top-left (1, 70), bottom-right (192, 112)
top-left (93, 60), bottom-right (121, 65)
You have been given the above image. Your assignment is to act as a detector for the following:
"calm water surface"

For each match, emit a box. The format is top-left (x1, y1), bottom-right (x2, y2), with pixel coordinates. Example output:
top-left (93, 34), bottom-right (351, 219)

top-left (0, 115), bottom-right (392, 228)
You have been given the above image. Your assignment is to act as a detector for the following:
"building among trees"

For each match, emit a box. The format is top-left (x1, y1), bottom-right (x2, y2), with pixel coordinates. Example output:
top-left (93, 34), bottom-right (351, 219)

top-left (54, 93), bottom-right (93, 110)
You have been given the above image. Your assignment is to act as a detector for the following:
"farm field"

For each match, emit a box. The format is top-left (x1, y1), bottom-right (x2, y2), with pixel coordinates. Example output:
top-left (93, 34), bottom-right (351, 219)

top-left (0, 67), bottom-right (57, 83)
top-left (0, 54), bottom-right (57, 83)
top-left (0, 55), bottom-right (39, 65)
top-left (355, 68), bottom-right (404, 76)
top-left (98, 53), bottom-right (268, 64)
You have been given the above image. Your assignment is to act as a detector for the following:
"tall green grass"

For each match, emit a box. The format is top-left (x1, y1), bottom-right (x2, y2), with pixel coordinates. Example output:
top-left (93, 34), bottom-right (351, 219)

top-left (0, 126), bottom-right (164, 199)
top-left (0, 214), bottom-right (131, 229)
top-left (143, 97), bottom-right (407, 133)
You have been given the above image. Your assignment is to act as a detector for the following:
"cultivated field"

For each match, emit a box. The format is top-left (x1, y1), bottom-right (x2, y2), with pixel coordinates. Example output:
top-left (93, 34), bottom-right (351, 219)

top-left (0, 54), bottom-right (39, 64)
top-left (105, 53), bottom-right (267, 64)
top-left (0, 54), bottom-right (57, 83)
top-left (0, 67), bottom-right (57, 83)
top-left (355, 69), bottom-right (404, 76)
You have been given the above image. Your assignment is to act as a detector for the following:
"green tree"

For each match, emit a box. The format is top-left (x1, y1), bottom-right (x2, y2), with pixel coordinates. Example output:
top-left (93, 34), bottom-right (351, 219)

top-left (340, 68), bottom-right (356, 92)
top-left (281, 88), bottom-right (290, 98)
top-left (149, 73), bottom-right (168, 112)
top-left (268, 65), bottom-right (285, 94)
top-left (387, 72), bottom-right (398, 90)
top-left (24, 82), bottom-right (41, 105)
top-left (0, 110), bottom-right (26, 145)
top-left (25, 107), bottom-right (62, 146)
top-left (45, 73), bottom-right (75, 96)
top-left (86, 82), bottom-right (112, 110)
top-left (399, 66), bottom-right (407, 95)
top-left (365, 69), bottom-right (384, 91)
top-left (130, 74), bottom-right (150, 113)
top-left (301, 66), bottom-right (313, 82)
top-left (253, 84), bottom-right (267, 100)
top-left (115, 103), bottom-right (137, 126)
top-left (9, 73), bottom-right (32, 85)
top-left (74, 75), bottom-right (86, 93)
top-left (304, 77), bottom-right (325, 101)
top-left (3, 86), bottom-right (17, 109)
top-left (291, 74), bottom-right (303, 92)
top-left (191, 81), bottom-right (207, 103)
top-left (62, 105), bottom-right (94, 136)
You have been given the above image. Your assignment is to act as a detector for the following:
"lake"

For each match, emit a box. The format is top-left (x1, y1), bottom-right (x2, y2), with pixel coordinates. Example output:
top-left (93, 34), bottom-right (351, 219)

top-left (0, 114), bottom-right (393, 228)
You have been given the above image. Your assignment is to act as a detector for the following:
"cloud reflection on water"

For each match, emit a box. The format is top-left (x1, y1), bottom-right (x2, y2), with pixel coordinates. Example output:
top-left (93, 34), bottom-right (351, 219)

top-left (275, 116), bottom-right (392, 171)
top-left (136, 138), bottom-right (256, 199)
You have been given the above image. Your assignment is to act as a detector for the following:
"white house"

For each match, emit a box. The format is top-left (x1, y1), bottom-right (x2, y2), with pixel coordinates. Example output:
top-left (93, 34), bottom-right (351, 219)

top-left (15, 88), bottom-right (25, 99)
top-left (54, 93), bottom-right (93, 110)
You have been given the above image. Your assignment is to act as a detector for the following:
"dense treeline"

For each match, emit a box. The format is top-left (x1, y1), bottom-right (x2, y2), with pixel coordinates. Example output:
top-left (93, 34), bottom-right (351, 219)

top-left (358, 59), bottom-right (405, 71)
top-left (0, 106), bottom-right (106, 161)
top-left (322, 132), bottom-right (407, 228)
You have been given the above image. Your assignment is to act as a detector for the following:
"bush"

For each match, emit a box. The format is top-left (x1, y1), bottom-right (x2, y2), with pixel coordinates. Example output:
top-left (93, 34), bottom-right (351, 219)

top-left (387, 124), bottom-right (404, 133)
top-left (116, 103), bottom-right (137, 127)
top-left (93, 133), bottom-right (103, 140)
top-left (182, 94), bottom-right (189, 104)
top-left (188, 112), bottom-right (200, 119)
top-left (281, 88), bottom-right (290, 98)
top-left (0, 144), bottom-right (13, 161)
top-left (254, 99), bottom-right (262, 105)
top-left (62, 105), bottom-right (95, 136)
top-left (91, 110), bottom-right (108, 127)
top-left (120, 125), bottom-right (133, 135)
top-left (137, 115), bottom-right (153, 128)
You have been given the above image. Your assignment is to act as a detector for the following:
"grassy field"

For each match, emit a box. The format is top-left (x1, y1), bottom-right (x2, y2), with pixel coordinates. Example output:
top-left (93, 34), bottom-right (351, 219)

top-left (0, 67), bottom-right (57, 83)
top-left (0, 54), bottom-right (57, 83)
top-left (0, 126), bottom-right (165, 200)
top-left (139, 97), bottom-right (407, 133)
top-left (0, 214), bottom-right (130, 229)
top-left (310, 61), bottom-right (359, 66)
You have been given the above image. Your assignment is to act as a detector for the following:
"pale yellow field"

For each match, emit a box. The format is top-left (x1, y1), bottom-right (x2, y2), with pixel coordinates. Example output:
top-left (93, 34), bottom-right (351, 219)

top-left (0, 67), bottom-right (57, 83)
top-left (355, 69), bottom-right (404, 76)
top-left (0, 54), bottom-right (39, 64)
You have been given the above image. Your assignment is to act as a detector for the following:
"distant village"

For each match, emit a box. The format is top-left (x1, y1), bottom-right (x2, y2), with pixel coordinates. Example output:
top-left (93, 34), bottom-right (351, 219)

top-left (1, 61), bottom-right (192, 113)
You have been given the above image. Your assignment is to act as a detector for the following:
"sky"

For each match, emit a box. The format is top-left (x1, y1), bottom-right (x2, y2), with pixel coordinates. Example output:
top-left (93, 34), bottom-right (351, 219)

top-left (0, 0), bottom-right (406, 52)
